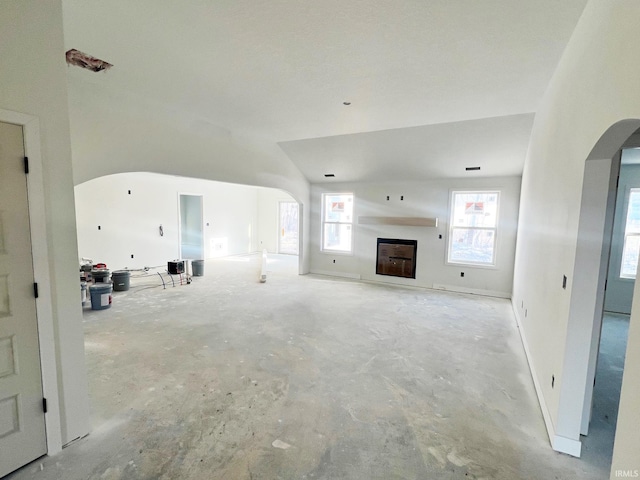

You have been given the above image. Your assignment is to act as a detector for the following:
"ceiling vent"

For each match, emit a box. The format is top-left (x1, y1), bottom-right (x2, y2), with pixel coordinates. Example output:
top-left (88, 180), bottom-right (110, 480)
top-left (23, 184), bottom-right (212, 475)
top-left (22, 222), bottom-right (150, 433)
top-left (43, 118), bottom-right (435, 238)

top-left (465, 166), bottom-right (481, 171)
top-left (324, 173), bottom-right (335, 178)
top-left (65, 49), bottom-right (113, 72)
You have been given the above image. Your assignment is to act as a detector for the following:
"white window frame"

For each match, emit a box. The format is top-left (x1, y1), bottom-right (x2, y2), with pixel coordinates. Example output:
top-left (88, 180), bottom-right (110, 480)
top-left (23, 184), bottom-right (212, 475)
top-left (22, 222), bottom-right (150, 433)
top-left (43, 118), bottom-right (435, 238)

top-left (619, 187), bottom-right (640, 279)
top-left (321, 192), bottom-right (354, 254)
top-left (447, 190), bottom-right (500, 267)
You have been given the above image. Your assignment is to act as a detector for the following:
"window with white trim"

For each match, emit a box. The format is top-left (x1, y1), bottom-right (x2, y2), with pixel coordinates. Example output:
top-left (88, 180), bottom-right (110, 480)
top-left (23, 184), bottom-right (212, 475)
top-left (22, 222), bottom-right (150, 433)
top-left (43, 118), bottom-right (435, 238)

top-left (321, 193), bottom-right (354, 253)
top-left (620, 188), bottom-right (640, 279)
top-left (448, 190), bottom-right (499, 266)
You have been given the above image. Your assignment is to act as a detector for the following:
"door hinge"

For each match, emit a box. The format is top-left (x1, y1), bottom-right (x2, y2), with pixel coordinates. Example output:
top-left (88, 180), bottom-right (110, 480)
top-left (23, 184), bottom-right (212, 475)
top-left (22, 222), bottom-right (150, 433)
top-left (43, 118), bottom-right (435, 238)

top-left (33, 282), bottom-right (39, 299)
top-left (24, 156), bottom-right (29, 174)
top-left (42, 398), bottom-right (48, 413)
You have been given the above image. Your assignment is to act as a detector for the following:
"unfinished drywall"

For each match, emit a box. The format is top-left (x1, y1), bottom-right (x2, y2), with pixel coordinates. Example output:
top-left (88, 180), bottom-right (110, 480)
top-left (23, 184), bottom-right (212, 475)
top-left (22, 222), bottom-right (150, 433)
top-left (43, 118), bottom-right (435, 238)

top-left (64, 66), bottom-right (311, 276)
top-left (310, 176), bottom-right (520, 296)
top-left (75, 173), bottom-right (296, 270)
top-left (0, 0), bottom-right (90, 446)
top-left (512, 0), bottom-right (640, 473)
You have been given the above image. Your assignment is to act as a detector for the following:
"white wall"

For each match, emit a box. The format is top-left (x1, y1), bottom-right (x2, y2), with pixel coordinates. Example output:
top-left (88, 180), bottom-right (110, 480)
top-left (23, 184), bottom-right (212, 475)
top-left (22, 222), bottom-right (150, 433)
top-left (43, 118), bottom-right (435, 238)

top-left (64, 67), bottom-right (311, 275)
top-left (511, 0), bottom-right (640, 474)
top-left (0, 0), bottom-right (90, 445)
top-left (75, 173), bottom-right (297, 270)
top-left (310, 177), bottom-right (520, 296)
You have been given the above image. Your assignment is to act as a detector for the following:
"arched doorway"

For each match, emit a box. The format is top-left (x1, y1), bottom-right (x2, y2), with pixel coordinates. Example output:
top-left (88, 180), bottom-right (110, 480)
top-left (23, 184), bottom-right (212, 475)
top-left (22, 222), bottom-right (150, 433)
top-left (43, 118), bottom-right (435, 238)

top-left (561, 120), bottom-right (640, 469)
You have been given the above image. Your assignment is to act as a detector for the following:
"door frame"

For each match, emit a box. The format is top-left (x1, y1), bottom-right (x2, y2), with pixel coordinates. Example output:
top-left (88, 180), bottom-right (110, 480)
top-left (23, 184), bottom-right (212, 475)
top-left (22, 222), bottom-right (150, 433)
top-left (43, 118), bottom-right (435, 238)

top-left (177, 193), bottom-right (205, 260)
top-left (278, 200), bottom-right (299, 255)
top-left (0, 108), bottom-right (62, 454)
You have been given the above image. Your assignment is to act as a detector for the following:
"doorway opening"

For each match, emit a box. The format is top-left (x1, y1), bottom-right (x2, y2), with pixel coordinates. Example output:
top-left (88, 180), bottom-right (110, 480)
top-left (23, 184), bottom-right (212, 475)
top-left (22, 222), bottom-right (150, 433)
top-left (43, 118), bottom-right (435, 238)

top-left (581, 148), bottom-right (638, 467)
top-left (278, 201), bottom-right (299, 255)
top-left (179, 194), bottom-right (203, 260)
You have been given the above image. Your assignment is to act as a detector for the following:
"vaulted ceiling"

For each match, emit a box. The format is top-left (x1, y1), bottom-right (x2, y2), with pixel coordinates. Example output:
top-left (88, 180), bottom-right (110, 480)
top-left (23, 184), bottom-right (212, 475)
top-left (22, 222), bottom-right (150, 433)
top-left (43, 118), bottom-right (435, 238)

top-left (62, 0), bottom-right (588, 184)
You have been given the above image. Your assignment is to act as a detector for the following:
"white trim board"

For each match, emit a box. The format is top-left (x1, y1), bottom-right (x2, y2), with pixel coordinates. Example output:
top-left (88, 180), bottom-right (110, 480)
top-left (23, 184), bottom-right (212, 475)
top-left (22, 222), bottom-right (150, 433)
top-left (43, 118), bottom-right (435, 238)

top-left (309, 269), bottom-right (362, 280)
top-left (432, 283), bottom-right (511, 299)
top-left (0, 108), bottom-right (63, 454)
top-left (511, 300), bottom-right (582, 458)
top-left (358, 216), bottom-right (438, 227)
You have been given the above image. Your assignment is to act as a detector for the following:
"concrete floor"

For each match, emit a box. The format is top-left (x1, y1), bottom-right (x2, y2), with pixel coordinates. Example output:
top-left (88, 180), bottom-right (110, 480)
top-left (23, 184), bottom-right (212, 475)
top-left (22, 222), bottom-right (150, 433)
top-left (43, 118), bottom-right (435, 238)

top-left (581, 312), bottom-right (629, 472)
top-left (8, 254), bottom-right (608, 479)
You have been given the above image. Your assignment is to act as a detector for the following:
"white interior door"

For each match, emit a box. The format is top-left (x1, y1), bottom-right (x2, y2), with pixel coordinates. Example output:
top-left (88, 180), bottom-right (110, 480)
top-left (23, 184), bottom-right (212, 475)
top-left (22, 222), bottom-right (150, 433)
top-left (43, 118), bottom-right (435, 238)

top-left (0, 121), bottom-right (47, 476)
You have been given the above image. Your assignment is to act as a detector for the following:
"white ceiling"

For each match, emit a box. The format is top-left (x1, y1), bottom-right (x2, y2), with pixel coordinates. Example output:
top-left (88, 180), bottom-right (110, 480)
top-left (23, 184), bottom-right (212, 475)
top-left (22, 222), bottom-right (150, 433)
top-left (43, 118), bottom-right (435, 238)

top-left (62, 0), bottom-right (588, 183)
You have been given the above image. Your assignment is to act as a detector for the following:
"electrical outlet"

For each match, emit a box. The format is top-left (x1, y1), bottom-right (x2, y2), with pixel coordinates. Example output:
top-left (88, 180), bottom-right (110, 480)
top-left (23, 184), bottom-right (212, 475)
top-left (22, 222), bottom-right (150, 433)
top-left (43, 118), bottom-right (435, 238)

top-left (131, 254), bottom-right (134, 259)
top-left (438, 234), bottom-right (442, 239)
top-left (128, 189), bottom-right (131, 195)
top-left (460, 272), bottom-right (464, 277)
top-left (400, 195), bottom-right (404, 201)
top-left (333, 259), bottom-right (336, 264)
top-left (98, 225), bottom-right (101, 230)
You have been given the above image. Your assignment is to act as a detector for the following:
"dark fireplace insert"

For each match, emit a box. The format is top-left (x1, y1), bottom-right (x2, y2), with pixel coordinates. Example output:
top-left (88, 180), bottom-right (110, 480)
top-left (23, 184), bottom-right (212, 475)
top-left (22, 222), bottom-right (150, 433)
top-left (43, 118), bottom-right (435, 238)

top-left (376, 238), bottom-right (417, 279)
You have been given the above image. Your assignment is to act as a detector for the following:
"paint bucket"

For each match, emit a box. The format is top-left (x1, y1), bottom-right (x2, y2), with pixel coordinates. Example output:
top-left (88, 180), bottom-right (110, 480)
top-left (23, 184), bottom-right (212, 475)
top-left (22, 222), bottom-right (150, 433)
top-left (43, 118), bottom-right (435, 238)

top-left (112, 270), bottom-right (131, 291)
top-left (81, 281), bottom-right (87, 305)
top-left (192, 260), bottom-right (204, 276)
top-left (89, 283), bottom-right (112, 310)
top-left (92, 269), bottom-right (110, 283)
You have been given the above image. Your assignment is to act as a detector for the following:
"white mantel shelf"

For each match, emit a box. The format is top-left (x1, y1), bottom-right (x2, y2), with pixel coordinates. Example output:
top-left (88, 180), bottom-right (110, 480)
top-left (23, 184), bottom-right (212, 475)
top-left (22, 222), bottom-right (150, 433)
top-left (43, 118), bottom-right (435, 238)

top-left (358, 216), bottom-right (438, 227)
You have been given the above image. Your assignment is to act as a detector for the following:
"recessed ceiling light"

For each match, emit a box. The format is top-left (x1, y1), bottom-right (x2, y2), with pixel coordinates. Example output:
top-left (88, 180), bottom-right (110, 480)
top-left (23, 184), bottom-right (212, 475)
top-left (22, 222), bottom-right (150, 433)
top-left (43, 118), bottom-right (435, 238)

top-left (343, 102), bottom-right (351, 106)
top-left (324, 173), bottom-right (335, 178)
top-left (465, 166), bottom-right (481, 171)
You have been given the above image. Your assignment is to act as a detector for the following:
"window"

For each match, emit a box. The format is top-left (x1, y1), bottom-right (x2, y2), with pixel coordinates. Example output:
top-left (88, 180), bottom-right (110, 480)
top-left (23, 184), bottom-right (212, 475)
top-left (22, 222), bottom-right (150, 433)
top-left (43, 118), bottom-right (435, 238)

top-left (620, 188), bottom-right (640, 279)
top-left (448, 190), bottom-right (499, 266)
top-left (322, 193), bottom-right (354, 253)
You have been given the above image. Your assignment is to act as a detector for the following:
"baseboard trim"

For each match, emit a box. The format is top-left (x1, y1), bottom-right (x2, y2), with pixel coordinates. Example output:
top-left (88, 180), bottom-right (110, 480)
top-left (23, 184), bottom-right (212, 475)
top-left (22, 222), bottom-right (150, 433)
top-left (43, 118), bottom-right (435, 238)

top-left (512, 304), bottom-right (555, 441)
top-left (310, 269), bottom-right (362, 280)
top-left (552, 434), bottom-right (582, 457)
top-left (432, 283), bottom-right (511, 299)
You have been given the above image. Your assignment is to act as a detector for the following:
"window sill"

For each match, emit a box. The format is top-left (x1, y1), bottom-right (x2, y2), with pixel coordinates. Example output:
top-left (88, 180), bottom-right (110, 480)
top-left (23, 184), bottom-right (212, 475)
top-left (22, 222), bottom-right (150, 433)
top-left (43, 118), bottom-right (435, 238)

top-left (446, 261), bottom-right (498, 270)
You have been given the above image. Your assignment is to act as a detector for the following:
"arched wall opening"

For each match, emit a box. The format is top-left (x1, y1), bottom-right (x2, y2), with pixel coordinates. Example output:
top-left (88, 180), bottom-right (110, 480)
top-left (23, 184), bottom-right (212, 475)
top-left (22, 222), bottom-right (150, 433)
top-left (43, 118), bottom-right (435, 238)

top-left (557, 120), bottom-right (640, 469)
top-left (74, 172), bottom-right (303, 274)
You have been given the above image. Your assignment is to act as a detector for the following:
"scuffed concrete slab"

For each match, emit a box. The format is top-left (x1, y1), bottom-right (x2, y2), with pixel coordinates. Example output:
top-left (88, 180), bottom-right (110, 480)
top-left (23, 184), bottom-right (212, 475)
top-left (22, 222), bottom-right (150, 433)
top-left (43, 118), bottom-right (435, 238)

top-left (7, 255), bottom-right (608, 480)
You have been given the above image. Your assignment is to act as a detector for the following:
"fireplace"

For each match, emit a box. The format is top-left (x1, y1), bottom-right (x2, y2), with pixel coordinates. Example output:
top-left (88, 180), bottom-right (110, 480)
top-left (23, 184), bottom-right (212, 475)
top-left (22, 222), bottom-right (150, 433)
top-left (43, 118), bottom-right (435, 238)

top-left (376, 238), bottom-right (417, 279)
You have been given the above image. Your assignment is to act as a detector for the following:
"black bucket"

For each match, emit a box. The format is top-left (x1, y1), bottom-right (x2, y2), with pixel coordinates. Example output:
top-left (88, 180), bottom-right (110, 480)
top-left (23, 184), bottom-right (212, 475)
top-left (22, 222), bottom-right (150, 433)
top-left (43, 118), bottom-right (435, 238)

top-left (112, 270), bottom-right (131, 291)
top-left (192, 260), bottom-right (204, 276)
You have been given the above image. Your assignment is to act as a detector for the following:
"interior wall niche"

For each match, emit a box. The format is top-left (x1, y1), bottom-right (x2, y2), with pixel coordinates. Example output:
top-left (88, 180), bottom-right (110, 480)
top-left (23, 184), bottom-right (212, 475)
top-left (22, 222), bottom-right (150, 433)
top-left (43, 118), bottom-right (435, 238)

top-left (376, 238), bottom-right (417, 279)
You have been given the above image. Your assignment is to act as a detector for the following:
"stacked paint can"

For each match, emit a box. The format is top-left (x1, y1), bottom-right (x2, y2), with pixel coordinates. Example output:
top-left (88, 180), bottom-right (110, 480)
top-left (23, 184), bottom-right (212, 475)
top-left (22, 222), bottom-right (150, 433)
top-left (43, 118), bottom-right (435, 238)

top-left (81, 281), bottom-right (87, 306)
top-left (89, 283), bottom-right (112, 310)
top-left (92, 268), bottom-right (110, 283)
